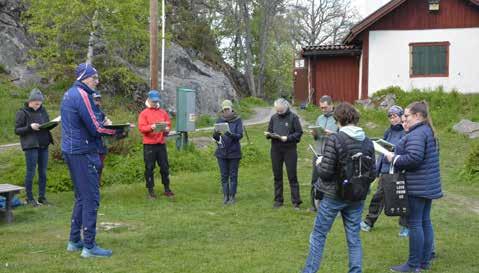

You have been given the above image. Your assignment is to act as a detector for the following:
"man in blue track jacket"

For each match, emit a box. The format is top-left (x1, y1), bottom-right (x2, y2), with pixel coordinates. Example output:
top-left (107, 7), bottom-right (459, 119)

top-left (62, 63), bottom-right (124, 258)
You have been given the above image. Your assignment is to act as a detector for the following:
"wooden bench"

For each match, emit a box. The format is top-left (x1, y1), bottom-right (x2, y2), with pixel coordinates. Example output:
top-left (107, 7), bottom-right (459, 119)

top-left (0, 184), bottom-right (24, 223)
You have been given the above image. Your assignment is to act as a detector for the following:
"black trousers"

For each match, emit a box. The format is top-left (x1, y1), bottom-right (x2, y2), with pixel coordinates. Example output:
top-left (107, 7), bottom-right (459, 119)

top-left (144, 144), bottom-right (170, 191)
top-left (364, 177), bottom-right (408, 227)
top-left (271, 144), bottom-right (302, 205)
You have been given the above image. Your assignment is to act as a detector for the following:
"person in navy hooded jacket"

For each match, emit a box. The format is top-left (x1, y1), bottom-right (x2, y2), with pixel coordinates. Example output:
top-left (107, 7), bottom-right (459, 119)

top-left (385, 101), bottom-right (442, 272)
top-left (212, 100), bottom-right (243, 205)
top-left (361, 105), bottom-right (409, 237)
top-left (62, 63), bottom-right (125, 258)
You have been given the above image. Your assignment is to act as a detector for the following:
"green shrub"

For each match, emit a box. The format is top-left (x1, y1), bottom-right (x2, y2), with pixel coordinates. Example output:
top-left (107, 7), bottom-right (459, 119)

top-left (461, 142), bottom-right (479, 183)
top-left (100, 66), bottom-right (148, 96)
top-left (0, 63), bottom-right (8, 74)
top-left (196, 115), bottom-right (216, 128)
top-left (240, 144), bottom-right (267, 167)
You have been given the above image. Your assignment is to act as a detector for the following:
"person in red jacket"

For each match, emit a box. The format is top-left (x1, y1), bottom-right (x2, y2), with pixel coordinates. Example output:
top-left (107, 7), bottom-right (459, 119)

top-left (138, 90), bottom-right (174, 199)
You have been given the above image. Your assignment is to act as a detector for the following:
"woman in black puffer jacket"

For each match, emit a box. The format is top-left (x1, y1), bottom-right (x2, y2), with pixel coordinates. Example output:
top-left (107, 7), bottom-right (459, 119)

top-left (15, 88), bottom-right (56, 206)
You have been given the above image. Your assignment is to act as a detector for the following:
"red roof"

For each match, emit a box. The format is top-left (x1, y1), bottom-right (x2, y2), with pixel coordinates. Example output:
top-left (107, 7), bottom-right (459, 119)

top-left (302, 45), bottom-right (361, 57)
top-left (343, 0), bottom-right (479, 44)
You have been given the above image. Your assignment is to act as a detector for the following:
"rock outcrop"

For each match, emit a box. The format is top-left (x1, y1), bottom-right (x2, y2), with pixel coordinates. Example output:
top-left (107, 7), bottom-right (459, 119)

top-left (453, 119), bottom-right (479, 139)
top-left (0, 0), bottom-right (37, 84)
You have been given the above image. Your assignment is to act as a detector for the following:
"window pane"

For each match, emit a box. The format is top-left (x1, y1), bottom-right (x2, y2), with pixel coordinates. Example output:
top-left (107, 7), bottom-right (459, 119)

top-left (411, 44), bottom-right (447, 76)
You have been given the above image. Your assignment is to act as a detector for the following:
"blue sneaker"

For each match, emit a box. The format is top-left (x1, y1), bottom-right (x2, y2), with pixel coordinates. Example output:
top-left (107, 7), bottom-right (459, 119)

top-left (66, 241), bottom-right (83, 252)
top-left (399, 226), bottom-right (409, 237)
top-left (390, 263), bottom-right (421, 272)
top-left (81, 245), bottom-right (113, 258)
top-left (360, 221), bottom-right (371, 232)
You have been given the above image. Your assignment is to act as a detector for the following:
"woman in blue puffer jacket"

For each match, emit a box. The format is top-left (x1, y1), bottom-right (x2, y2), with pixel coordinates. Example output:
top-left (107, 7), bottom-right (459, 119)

top-left (385, 101), bottom-right (442, 272)
top-left (212, 100), bottom-right (243, 205)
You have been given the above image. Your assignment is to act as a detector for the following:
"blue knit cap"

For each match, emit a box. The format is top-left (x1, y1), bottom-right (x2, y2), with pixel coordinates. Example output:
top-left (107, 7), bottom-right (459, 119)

top-left (75, 63), bottom-right (98, 81)
top-left (388, 105), bottom-right (404, 117)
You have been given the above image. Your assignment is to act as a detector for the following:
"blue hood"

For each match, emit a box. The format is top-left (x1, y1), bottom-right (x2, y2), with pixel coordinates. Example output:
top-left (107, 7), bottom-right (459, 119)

top-left (339, 125), bottom-right (365, 141)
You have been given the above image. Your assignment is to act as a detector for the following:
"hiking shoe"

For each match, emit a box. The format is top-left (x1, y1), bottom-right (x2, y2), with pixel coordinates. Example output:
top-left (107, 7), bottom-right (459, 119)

top-left (38, 197), bottom-right (51, 205)
top-left (164, 191), bottom-right (175, 198)
top-left (26, 199), bottom-right (40, 207)
top-left (81, 245), bottom-right (112, 258)
top-left (360, 221), bottom-right (371, 232)
top-left (223, 195), bottom-right (229, 205)
top-left (228, 196), bottom-right (236, 205)
top-left (67, 241), bottom-right (83, 252)
top-left (399, 226), bottom-right (409, 237)
top-left (147, 189), bottom-right (157, 199)
top-left (309, 207), bottom-right (317, 213)
top-left (293, 203), bottom-right (301, 210)
top-left (390, 263), bottom-right (421, 272)
top-left (273, 202), bottom-right (283, 209)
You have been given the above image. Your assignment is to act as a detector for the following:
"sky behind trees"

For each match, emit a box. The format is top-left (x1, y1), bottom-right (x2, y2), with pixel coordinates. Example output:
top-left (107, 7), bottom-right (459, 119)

top-left (353, 0), bottom-right (390, 17)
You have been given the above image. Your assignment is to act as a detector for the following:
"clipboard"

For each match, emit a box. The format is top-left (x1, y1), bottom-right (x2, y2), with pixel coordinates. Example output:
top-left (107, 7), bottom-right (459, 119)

top-left (39, 121), bottom-right (59, 130)
top-left (154, 122), bottom-right (168, 132)
top-left (374, 139), bottom-right (395, 152)
top-left (214, 123), bottom-right (230, 134)
top-left (308, 125), bottom-right (327, 135)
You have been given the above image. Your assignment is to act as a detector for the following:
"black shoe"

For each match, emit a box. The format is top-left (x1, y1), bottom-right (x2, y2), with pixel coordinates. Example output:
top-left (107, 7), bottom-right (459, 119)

top-left (273, 201), bottom-right (283, 208)
top-left (293, 203), bottom-right (301, 210)
top-left (38, 197), bottom-right (50, 205)
top-left (148, 189), bottom-right (157, 199)
top-left (223, 195), bottom-right (229, 205)
top-left (26, 199), bottom-right (39, 207)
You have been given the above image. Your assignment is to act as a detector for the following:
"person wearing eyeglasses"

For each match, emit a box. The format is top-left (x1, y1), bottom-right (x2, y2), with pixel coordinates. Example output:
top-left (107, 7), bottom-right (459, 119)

top-left (384, 101), bottom-right (442, 272)
top-left (62, 63), bottom-right (126, 258)
top-left (309, 95), bottom-right (338, 211)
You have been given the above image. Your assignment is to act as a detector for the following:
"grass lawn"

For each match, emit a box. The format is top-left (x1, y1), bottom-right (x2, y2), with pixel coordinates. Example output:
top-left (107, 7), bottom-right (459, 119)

top-left (1, 119), bottom-right (479, 273)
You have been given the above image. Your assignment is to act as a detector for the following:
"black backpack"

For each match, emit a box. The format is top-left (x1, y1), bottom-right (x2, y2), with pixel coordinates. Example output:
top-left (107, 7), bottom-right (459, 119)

top-left (336, 132), bottom-right (375, 202)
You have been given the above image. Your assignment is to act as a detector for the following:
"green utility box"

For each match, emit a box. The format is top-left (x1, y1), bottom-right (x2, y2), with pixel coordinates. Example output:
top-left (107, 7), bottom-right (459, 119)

top-left (176, 87), bottom-right (196, 132)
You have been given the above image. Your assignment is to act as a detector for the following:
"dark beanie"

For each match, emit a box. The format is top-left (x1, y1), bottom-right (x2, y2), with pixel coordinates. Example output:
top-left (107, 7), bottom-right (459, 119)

top-left (75, 63), bottom-right (98, 81)
top-left (28, 88), bottom-right (44, 102)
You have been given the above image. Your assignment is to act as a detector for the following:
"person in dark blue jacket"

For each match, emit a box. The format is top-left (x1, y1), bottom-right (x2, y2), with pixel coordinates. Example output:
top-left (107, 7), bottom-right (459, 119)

top-left (92, 92), bottom-right (110, 183)
top-left (361, 105), bottom-right (408, 236)
top-left (62, 63), bottom-right (125, 258)
top-left (212, 100), bottom-right (243, 205)
top-left (385, 101), bottom-right (442, 272)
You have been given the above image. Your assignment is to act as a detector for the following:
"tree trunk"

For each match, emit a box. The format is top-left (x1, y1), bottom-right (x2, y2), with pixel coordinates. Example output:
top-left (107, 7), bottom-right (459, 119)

top-left (86, 10), bottom-right (99, 64)
top-left (239, 0), bottom-right (256, 97)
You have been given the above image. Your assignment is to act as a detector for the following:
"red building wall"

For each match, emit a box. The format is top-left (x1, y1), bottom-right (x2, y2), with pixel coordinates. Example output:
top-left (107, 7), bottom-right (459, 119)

top-left (370, 0), bottom-right (479, 31)
top-left (313, 56), bottom-right (360, 103)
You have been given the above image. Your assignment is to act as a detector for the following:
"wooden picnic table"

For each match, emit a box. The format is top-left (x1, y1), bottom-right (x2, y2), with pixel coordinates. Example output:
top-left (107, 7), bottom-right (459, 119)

top-left (0, 184), bottom-right (24, 223)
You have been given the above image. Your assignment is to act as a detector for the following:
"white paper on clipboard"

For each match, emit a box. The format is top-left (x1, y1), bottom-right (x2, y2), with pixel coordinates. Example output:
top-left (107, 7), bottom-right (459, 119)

top-left (373, 141), bottom-right (390, 155)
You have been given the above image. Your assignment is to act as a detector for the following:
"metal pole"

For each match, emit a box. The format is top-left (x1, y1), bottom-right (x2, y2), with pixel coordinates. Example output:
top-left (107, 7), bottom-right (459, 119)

top-left (149, 0), bottom-right (159, 90)
top-left (160, 0), bottom-right (166, 91)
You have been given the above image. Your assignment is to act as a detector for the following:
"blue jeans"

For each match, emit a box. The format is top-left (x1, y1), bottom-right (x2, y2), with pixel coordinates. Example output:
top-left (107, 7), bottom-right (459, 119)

top-left (303, 197), bottom-right (364, 273)
top-left (63, 153), bottom-right (101, 249)
top-left (24, 147), bottom-right (49, 200)
top-left (217, 158), bottom-right (240, 196)
top-left (407, 197), bottom-right (434, 268)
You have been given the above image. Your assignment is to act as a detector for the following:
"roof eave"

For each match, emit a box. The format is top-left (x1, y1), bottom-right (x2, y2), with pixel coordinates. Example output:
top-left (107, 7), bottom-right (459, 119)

top-left (302, 49), bottom-right (362, 57)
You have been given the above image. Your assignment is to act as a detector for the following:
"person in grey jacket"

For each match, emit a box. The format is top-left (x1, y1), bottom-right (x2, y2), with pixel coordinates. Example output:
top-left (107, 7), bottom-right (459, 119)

top-left (14, 88), bottom-right (56, 206)
top-left (265, 98), bottom-right (303, 209)
top-left (309, 95), bottom-right (338, 211)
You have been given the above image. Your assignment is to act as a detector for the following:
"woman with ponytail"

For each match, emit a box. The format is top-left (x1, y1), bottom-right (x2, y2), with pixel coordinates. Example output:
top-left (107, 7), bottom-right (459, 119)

top-left (385, 101), bottom-right (442, 272)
